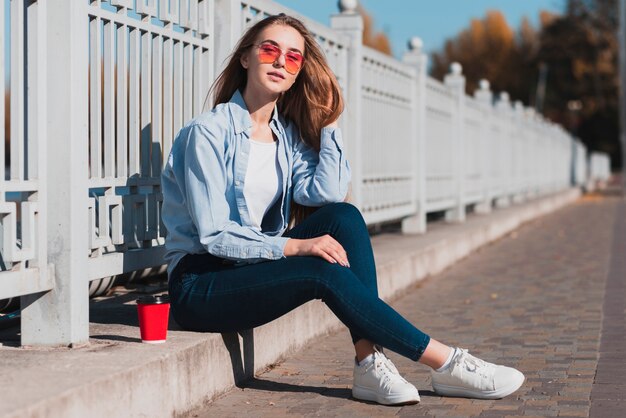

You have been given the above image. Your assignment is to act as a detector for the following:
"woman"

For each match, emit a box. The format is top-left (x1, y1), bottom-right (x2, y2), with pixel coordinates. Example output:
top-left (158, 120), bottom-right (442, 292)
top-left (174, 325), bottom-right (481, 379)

top-left (161, 14), bottom-right (525, 406)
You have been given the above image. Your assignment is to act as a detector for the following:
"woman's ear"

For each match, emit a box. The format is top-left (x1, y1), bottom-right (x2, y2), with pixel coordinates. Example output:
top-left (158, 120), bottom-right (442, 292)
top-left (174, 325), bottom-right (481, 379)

top-left (240, 52), bottom-right (249, 70)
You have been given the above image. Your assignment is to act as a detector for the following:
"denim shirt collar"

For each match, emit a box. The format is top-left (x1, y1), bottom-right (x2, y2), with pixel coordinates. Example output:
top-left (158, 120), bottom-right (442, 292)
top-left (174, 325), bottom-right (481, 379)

top-left (229, 89), bottom-right (282, 136)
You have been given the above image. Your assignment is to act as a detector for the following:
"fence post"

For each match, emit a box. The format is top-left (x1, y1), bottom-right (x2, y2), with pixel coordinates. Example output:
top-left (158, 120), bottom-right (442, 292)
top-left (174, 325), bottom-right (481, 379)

top-left (474, 79), bottom-right (492, 214)
top-left (495, 92), bottom-right (512, 208)
top-left (401, 37), bottom-right (428, 234)
top-left (525, 108), bottom-right (537, 199)
top-left (444, 63), bottom-right (466, 223)
top-left (213, 0), bottom-right (242, 77)
top-left (331, 0), bottom-right (364, 210)
top-left (513, 101), bottom-right (525, 203)
top-left (21, 0), bottom-right (90, 346)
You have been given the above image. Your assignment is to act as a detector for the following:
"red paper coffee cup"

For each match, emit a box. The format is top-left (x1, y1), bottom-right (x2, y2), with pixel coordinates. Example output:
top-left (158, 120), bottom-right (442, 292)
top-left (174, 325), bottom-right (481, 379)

top-left (136, 294), bottom-right (170, 344)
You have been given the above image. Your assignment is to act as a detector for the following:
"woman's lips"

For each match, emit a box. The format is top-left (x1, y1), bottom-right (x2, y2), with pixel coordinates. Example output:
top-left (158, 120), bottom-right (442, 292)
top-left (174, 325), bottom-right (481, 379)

top-left (267, 71), bottom-right (285, 80)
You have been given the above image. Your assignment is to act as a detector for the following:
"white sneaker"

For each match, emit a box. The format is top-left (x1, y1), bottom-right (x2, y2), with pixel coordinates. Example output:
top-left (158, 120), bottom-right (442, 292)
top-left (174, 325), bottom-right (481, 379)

top-left (352, 349), bottom-right (420, 405)
top-left (431, 348), bottom-right (525, 399)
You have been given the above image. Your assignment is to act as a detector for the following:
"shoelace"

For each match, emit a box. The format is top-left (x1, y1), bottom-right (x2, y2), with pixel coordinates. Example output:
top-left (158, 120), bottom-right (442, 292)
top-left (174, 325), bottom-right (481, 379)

top-left (380, 353), bottom-right (400, 375)
top-left (373, 351), bottom-right (410, 388)
top-left (371, 346), bottom-right (400, 375)
top-left (456, 349), bottom-right (494, 379)
top-left (373, 354), bottom-right (397, 391)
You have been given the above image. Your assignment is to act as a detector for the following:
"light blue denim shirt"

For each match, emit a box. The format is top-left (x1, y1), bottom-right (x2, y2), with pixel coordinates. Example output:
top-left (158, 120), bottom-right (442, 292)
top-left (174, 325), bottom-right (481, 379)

top-left (161, 90), bottom-right (351, 275)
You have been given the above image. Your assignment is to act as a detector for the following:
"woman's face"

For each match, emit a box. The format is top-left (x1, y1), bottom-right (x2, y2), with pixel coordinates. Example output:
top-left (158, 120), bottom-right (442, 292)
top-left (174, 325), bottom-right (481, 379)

top-left (240, 24), bottom-right (305, 98)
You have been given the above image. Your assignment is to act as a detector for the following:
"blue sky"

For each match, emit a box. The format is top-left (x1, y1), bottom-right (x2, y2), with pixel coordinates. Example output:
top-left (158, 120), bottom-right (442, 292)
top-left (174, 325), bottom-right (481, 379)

top-left (274, 0), bottom-right (565, 58)
top-left (3, 0), bottom-right (565, 86)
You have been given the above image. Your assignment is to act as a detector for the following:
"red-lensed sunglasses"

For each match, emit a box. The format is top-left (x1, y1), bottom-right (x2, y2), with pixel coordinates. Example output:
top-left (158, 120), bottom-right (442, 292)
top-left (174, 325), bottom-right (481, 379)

top-left (256, 43), bottom-right (304, 75)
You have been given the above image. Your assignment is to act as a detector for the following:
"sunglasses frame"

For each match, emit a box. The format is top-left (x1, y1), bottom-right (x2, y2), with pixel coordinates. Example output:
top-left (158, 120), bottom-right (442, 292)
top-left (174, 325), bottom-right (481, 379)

top-left (255, 42), bottom-right (305, 75)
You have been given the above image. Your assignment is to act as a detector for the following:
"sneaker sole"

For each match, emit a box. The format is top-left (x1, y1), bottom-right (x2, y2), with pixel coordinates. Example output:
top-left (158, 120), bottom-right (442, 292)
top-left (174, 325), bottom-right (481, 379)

top-left (352, 385), bottom-right (420, 405)
top-left (432, 374), bottom-right (525, 400)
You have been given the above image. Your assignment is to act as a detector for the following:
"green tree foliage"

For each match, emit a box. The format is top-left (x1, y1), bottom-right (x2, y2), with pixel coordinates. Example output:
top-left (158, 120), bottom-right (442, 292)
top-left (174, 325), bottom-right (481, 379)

top-left (431, 0), bottom-right (621, 169)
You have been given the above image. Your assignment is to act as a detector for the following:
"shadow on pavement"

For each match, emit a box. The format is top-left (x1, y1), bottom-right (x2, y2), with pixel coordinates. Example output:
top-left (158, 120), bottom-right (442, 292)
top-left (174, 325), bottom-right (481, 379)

top-left (237, 377), bottom-right (441, 402)
top-left (241, 377), bottom-right (353, 400)
top-left (90, 334), bottom-right (141, 343)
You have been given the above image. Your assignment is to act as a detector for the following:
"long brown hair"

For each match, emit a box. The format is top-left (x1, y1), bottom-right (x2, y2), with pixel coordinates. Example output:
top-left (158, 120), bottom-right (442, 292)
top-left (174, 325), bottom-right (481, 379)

top-left (209, 14), bottom-right (344, 227)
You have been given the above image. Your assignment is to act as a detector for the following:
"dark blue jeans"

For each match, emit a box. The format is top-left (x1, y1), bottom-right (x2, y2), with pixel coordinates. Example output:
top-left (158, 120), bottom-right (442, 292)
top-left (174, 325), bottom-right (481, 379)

top-left (168, 202), bottom-right (431, 361)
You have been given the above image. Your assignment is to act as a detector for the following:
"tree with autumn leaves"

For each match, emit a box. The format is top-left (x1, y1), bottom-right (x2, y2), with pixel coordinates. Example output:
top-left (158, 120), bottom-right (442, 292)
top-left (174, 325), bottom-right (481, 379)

top-left (431, 0), bottom-right (621, 169)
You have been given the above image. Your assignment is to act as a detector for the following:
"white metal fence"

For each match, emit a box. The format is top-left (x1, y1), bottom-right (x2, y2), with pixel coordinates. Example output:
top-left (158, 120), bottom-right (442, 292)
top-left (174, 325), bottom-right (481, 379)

top-left (0, 0), bottom-right (612, 346)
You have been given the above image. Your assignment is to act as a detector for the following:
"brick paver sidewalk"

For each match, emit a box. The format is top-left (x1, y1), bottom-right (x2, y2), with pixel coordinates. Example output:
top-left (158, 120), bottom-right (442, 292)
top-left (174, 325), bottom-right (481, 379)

top-left (188, 192), bottom-right (624, 417)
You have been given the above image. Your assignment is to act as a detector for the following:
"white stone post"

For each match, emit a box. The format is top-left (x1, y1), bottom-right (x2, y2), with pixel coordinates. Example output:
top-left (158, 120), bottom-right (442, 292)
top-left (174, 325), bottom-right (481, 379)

top-left (331, 0), bottom-right (364, 210)
top-left (401, 37), bottom-right (428, 234)
top-left (444, 63), bottom-right (466, 223)
top-left (213, 0), bottom-right (243, 88)
top-left (474, 79), bottom-right (492, 214)
top-left (513, 101), bottom-right (525, 203)
top-left (18, 0), bottom-right (52, 345)
top-left (495, 92), bottom-right (512, 208)
top-left (525, 107), bottom-right (538, 199)
top-left (21, 0), bottom-right (90, 346)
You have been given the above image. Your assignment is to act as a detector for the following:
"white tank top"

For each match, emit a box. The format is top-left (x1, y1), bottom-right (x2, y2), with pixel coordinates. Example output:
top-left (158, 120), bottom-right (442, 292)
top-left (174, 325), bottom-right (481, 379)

top-left (243, 138), bottom-right (282, 230)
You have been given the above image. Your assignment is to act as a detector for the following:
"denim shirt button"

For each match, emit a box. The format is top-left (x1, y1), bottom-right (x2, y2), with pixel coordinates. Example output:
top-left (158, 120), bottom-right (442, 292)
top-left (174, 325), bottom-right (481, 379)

top-left (235, 180), bottom-right (241, 186)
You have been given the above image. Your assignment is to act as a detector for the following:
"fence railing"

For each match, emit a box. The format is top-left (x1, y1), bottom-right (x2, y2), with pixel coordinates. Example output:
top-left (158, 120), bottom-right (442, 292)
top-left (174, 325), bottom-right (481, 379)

top-left (0, 0), bottom-right (611, 346)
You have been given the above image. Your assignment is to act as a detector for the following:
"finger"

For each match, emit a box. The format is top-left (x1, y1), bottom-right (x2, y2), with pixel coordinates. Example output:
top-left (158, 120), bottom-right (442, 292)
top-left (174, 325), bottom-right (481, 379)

top-left (318, 236), bottom-right (348, 266)
top-left (313, 247), bottom-right (338, 264)
top-left (329, 249), bottom-right (349, 267)
top-left (326, 240), bottom-right (348, 266)
top-left (322, 242), bottom-right (347, 266)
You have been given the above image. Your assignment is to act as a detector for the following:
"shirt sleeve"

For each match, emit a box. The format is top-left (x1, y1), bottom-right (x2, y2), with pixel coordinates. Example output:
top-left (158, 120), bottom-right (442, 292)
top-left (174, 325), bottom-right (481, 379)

top-left (291, 126), bottom-right (351, 206)
top-left (182, 124), bottom-right (289, 261)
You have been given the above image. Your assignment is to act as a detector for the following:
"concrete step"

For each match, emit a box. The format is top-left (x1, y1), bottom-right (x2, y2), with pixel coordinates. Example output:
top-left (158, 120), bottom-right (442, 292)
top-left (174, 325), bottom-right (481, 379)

top-left (0, 188), bottom-right (580, 418)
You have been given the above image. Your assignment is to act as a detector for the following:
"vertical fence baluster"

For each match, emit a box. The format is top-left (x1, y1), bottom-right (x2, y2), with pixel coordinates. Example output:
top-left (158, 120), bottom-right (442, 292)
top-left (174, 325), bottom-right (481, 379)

top-left (10, 0), bottom-right (25, 181)
top-left (129, 28), bottom-right (140, 177)
top-left (89, 16), bottom-right (102, 179)
top-left (140, 30), bottom-right (152, 178)
top-left (183, 42), bottom-right (193, 124)
top-left (152, 34), bottom-right (162, 177)
top-left (173, 41), bottom-right (183, 136)
top-left (103, 19), bottom-right (115, 178)
top-left (116, 23), bottom-right (128, 179)
top-left (162, 37), bottom-right (173, 162)
top-left (193, 46), bottom-right (201, 116)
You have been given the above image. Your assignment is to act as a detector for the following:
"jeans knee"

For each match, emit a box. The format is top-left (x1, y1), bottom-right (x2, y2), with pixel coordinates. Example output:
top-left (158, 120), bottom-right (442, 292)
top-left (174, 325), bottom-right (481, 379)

top-left (302, 257), bottom-right (356, 296)
top-left (324, 202), bottom-right (366, 230)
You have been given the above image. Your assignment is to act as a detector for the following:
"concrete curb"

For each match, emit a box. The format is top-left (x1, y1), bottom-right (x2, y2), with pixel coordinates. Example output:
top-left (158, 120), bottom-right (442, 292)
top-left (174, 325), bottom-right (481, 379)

top-left (0, 188), bottom-right (581, 418)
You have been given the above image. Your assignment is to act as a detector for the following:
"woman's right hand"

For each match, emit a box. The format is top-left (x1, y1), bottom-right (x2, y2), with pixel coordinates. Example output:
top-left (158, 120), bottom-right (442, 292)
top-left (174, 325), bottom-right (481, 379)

top-left (284, 235), bottom-right (350, 267)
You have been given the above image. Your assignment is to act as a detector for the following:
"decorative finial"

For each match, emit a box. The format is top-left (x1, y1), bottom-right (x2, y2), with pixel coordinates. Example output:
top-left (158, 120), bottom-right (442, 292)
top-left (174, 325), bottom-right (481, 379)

top-left (479, 79), bottom-right (490, 91)
top-left (338, 0), bottom-right (358, 13)
top-left (450, 62), bottom-right (462, 76)
top-left (500, 92), bottom-right (510, 102)
top-left (408, 37), bottom-right (423, 52)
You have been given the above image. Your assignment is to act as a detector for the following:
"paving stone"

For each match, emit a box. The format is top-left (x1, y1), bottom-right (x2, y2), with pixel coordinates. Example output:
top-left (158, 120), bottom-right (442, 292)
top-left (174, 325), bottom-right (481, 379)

top-left (189, 193), bottom-right (623, 417)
